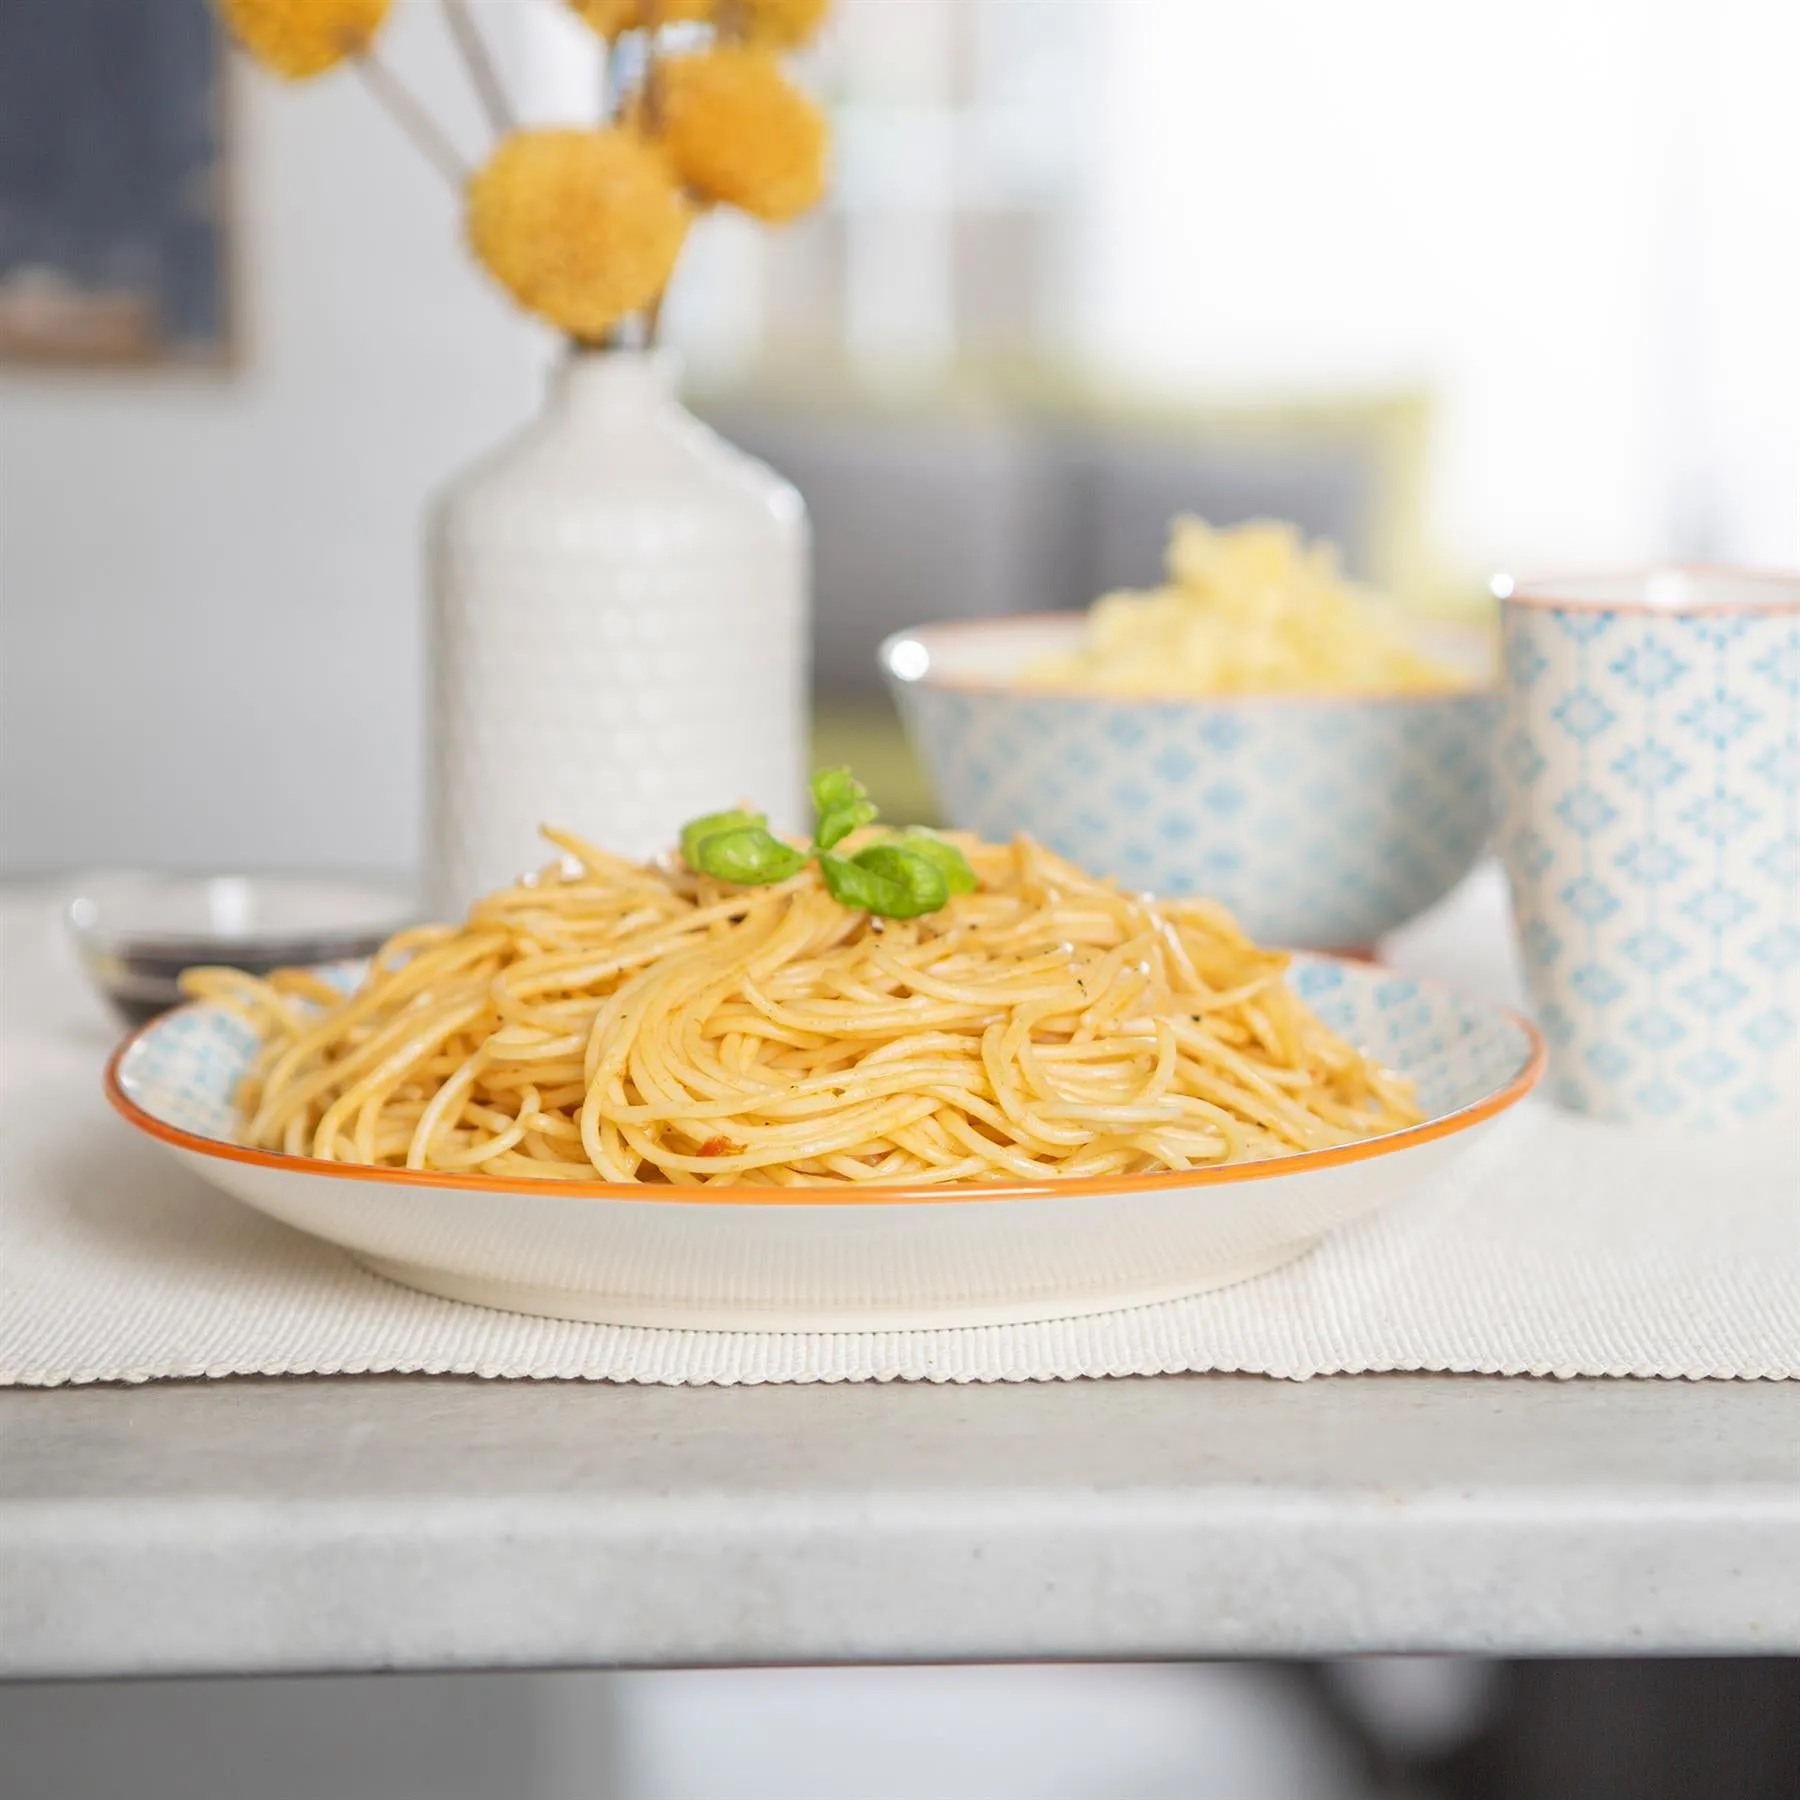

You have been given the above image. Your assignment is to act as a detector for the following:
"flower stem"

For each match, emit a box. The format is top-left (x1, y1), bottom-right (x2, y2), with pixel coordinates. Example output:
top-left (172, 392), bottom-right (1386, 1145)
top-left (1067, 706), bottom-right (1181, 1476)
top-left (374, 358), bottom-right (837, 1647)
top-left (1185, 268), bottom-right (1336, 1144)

top-left (637, 0), bottom-right (668, 346)
top-left (441, 0), bottom-right (514, 137)
top-left (637, 0), bottom-right (667, 134)
top-left (356, 54), bottom-right (467, 188)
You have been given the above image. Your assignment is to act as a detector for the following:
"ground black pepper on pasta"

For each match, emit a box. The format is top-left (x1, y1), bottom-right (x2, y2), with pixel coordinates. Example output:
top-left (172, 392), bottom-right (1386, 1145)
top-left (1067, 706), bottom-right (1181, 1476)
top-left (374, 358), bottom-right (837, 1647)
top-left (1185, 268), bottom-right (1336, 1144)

top-left (184, 829), bottom-right (1421, 1187)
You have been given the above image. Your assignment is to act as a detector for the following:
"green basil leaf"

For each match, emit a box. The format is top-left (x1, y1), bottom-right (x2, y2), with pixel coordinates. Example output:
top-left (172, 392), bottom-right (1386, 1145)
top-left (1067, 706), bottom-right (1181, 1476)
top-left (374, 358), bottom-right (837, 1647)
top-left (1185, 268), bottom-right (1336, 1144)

top-left (691, 826), bottom-right (808, 887)
top-left (815, 851), bottom-right (877, 912)
top-left (680, 808), bottom-right (765, 871)
top-left (810, 767), bottom-right (879, 850)
top-left (816, 798), bottom-right (878, 852)
top-left (884, 828), bottom-right (978, 896)
top-left (810, 767), bottom-right (864, 813)
top-left (819, 844), bottom-right (950, 919)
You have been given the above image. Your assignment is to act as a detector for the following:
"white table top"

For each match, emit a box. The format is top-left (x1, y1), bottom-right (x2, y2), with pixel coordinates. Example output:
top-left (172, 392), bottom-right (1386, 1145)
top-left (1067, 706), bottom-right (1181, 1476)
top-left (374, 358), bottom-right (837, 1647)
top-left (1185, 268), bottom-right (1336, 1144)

top-left (3, 872), bottom-right (1797, 1677)
top-left (4, 1368), bottom-right (1799, 1678)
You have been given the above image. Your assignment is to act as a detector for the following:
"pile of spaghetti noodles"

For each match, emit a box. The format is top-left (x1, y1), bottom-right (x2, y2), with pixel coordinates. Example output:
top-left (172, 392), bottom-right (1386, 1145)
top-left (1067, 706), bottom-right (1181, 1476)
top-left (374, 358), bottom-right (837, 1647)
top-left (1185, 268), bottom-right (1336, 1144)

top-left (185, 829), bottom-right (1420, 1187)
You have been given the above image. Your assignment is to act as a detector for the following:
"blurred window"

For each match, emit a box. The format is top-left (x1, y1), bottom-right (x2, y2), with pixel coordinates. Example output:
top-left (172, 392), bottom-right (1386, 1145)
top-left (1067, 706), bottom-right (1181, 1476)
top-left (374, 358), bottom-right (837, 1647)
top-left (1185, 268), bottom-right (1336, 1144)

top-left (658, 0), bottom-right (1798, 575)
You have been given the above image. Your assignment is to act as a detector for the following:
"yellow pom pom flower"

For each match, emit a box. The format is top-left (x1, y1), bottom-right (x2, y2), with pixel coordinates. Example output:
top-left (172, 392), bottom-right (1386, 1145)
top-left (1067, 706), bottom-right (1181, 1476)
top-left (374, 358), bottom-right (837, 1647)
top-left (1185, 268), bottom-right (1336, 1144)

top-left (738, 0), bottom-right (830, 50)
top-left (467, 130), bottom-right (690, 340)
top-left (648, 48), bottom-right (828, 224)
top-left (215, 0), bottom-right (392, 80)
top-left (564, 0), bottom-right (714, 38)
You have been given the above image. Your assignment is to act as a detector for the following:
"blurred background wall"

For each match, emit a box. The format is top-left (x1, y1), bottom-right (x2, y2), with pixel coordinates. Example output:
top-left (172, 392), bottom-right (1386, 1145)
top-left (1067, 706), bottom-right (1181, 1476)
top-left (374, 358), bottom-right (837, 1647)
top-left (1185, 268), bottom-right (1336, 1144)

top-left (0, 2), bottom-right (543, 875)
top-left (3, 0), bottom-right (1796, 875)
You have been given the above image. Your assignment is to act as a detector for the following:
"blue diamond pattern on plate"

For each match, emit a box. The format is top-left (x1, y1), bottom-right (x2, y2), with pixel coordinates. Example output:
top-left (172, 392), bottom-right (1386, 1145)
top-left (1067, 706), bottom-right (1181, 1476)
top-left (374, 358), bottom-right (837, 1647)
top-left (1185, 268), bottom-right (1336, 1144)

top-left (113, 960), bottom-right (358, 1142)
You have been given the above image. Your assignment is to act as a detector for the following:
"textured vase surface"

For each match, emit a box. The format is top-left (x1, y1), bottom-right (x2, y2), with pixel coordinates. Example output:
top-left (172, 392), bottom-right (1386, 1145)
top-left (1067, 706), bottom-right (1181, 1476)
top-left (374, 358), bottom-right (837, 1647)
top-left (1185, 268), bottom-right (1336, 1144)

top-left (425, 349), bottom-right (808, 913)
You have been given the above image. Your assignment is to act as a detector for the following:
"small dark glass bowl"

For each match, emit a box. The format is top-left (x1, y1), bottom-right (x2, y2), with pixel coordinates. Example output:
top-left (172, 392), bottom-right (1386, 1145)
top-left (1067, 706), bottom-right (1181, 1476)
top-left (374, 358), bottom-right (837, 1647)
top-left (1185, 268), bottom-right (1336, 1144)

top-left (67, 873), bottom-right (417, 1026)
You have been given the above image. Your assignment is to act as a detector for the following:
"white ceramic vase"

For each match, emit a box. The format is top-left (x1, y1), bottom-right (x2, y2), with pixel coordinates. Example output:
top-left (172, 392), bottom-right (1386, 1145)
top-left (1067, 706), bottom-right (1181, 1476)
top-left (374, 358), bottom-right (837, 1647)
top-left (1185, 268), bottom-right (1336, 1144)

top-left (424, 349), bottom-right (808, 914)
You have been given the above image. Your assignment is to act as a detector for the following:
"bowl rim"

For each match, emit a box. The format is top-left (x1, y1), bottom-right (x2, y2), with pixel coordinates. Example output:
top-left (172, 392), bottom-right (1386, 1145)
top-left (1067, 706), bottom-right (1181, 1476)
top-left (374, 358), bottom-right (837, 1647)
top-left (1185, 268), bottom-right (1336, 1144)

top-left (105, 970), bottom-right (1546, 1209)
top-left (1502, 563), bottom-right (1800, 616)
top-left (66, 869), bottom-right (417, 953)
top-left (879, 613), bottom-right (1496, 707)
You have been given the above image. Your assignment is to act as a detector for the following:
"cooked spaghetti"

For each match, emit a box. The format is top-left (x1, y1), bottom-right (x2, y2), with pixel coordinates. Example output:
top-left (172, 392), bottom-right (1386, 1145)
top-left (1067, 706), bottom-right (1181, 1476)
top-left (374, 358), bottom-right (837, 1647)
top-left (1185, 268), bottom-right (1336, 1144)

top-left (183, 829), bottom-right (1421, 1187)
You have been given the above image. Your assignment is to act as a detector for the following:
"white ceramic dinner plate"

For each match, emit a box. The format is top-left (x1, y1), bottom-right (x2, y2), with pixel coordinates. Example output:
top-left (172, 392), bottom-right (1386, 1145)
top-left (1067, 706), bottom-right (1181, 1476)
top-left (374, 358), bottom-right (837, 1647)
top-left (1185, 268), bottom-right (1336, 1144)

top-left (108, 958), bottom-right (1543, 1331)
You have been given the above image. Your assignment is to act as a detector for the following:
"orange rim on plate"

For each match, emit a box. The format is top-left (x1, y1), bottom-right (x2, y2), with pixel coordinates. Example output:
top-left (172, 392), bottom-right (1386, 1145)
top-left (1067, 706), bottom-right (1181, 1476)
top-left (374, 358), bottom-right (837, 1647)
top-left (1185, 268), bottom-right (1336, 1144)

top-left (105, 997), bottom-right (1547, 1208)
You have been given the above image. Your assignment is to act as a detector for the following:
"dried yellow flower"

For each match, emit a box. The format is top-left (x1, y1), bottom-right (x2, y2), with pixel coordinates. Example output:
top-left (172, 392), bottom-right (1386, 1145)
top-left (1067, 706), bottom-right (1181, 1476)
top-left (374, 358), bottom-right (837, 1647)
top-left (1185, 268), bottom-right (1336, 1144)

top-left (647, 48), bottom-right (828, 224)
top-left (467, 130), bottom-right (690, 340)
top-left (738, 0), bottom-right (830, 50)
top-left (564, 0), bottom-right (714, 38)
top-left (215, 0), bottom-right (392, 80)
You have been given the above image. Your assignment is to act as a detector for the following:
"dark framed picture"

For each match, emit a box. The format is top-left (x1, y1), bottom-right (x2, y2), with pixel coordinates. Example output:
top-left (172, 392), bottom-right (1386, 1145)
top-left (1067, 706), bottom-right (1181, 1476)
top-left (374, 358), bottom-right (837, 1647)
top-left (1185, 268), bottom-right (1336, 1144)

top-left (0, 0), bottom-right (232, 366)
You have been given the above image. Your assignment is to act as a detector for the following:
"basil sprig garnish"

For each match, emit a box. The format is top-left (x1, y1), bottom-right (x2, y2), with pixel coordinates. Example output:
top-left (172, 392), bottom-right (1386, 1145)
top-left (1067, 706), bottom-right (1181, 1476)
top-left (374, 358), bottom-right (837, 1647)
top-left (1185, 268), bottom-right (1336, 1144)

top-left (680, 769), bottom-right (977, 920)
top-left (884, 825), bottom-right (979, 897)
top-left (811, 766), bottom-right (880, 851)
top-left (677, 809), bottom-right (807, 885)
top-left (817, 843), bottom-right (947, 918)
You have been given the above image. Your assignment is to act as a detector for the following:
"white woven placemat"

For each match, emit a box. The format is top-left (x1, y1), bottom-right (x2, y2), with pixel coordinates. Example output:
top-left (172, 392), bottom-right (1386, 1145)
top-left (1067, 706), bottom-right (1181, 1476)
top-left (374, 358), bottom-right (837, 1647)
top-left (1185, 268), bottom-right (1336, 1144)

top-left (3, 883), bottom-right (1795, 1387)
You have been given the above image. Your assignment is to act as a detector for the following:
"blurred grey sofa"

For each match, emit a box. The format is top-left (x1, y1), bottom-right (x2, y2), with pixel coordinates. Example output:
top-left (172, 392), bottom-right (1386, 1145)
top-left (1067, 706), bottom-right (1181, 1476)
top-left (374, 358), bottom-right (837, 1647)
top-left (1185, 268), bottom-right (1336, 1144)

top-left (695, 379), bottom-right (1432, 695)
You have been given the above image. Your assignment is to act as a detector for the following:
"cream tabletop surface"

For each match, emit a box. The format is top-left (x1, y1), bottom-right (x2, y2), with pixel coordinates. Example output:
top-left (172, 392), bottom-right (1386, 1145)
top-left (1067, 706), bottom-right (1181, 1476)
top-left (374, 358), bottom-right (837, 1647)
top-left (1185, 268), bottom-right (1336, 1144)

top-left (2, 871), bottom-right (1796, 1676)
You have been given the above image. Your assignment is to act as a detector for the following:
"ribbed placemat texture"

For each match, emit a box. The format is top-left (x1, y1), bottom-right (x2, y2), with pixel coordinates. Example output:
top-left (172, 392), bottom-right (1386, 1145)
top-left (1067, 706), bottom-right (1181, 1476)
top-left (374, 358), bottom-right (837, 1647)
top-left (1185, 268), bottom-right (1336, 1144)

top-left (3, 885), bottom-right (1795, 1387)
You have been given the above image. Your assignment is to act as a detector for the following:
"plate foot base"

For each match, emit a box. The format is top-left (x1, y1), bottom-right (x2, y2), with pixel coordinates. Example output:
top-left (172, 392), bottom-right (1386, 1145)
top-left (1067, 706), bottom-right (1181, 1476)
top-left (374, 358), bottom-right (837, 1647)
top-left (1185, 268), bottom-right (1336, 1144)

top-left (353, 1240), bottom-right (1318, 1335)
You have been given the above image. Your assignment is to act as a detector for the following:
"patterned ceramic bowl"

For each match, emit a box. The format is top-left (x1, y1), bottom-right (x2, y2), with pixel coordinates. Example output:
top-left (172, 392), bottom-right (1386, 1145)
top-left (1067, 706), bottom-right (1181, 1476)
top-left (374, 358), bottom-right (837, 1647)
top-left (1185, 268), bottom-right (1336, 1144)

top-left (882, 615), bottom-right (1498, 950)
